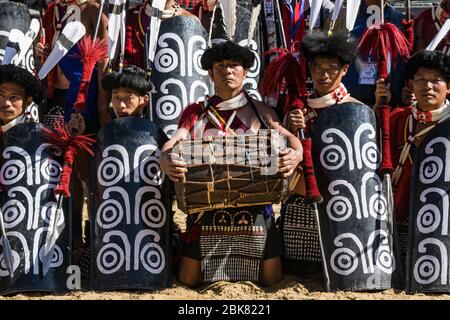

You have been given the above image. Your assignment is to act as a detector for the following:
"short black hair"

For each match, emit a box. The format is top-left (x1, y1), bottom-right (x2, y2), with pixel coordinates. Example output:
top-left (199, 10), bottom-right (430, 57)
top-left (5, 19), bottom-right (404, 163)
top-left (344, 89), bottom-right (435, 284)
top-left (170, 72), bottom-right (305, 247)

top-left (0, 64), bottom-right (43, 104)
top-left (200, 40), bottom-right (255, 70)
top-left (405, 50), bottom-right (450, 82)
top-left (300, 30), bottom-right (358, 66)
top-left (102, 65), bottom-right (153, 95)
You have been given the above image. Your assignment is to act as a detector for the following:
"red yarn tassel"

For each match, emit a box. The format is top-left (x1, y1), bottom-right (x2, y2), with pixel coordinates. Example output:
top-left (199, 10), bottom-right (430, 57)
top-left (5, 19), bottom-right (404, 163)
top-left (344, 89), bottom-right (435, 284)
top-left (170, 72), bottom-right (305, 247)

top-left (402, 19), bottom-right (415, 53)
top-left (73, 37), bottom-right (108, 112)
top-left (43, 122), bottom-right (95, 198)
top-left (301, 138), bottom-right (322, 203)
top-left (379, 105), bottom-right (393, 174)
top-left (54, 146), bottom-right (76, 197)
top-left (359, 22), bottom-right (410, 71)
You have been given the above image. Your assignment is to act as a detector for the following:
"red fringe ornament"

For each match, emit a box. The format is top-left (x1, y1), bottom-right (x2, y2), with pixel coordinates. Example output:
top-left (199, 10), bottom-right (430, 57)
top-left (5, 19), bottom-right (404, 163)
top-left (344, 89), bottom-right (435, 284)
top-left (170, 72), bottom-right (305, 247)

top-left (379, 105), bottom-right (393, 173)
top-left (301, 138), bottom-right (322, 202)
top-left (73, 36), bottom-right (108, 112)
top-left (401, 19), bottom-right (415, 54)
top-left (358, 22), bottom-right (410, 79)
top-left (259, 49), bottom-right (305, 99)
top-left (43, 122), bottom-right (95, 197)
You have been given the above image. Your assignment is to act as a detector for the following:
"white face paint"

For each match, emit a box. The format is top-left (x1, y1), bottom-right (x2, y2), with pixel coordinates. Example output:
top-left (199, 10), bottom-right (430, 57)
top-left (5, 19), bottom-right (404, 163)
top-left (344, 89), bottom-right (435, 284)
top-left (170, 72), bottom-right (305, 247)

top-left (366, 4), bottom-right (381, 28)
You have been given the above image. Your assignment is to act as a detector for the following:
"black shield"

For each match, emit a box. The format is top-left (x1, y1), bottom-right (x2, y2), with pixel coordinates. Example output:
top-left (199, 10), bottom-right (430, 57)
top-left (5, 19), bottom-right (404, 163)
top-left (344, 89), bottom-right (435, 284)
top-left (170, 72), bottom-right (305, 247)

top-left (0, 123), bottom-right (71, 294)
top-left (150, 16), bottom-right (213, 138)
top-left (407, 119), bottom-right (450, 293)
top-left (91, 117), bottom-right (172, 291)
top-left (0, 2), bottom-right (35, 73)
top-left (312, 102), bottom-right (400, 291)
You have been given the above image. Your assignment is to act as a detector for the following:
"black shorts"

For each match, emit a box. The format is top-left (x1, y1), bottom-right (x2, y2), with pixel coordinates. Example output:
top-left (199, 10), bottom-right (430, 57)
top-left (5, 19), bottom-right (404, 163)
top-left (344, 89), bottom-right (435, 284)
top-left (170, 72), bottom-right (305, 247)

top-left (182, 208), bottom-right (283, 261)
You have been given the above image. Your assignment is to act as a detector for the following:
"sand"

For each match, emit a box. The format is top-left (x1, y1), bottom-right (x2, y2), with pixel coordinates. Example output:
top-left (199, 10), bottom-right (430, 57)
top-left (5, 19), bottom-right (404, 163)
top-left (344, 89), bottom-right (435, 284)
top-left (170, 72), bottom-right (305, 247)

top-left (1, 204), bottom-right (449, 300)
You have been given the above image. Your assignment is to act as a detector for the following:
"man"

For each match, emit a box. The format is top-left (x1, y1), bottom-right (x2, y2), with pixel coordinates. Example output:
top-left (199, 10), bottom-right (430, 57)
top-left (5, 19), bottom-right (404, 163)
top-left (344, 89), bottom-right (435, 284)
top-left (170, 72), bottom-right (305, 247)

top-left (414, 0), bottom-right (450, 55)
top-left (160, 40), bottom-right (303, 287)
top-left (285, 30), bottom-right (400, 291)
top-left (124, 0), bottom-right (199, 69)
top-left (0, 65), bottom-right (72, 294)
top-left (69, 65), bottom-right (152, 131)
top-left (282, 30), bottom-right (361, 275)
top-left (380, 50), bottom-right (450, 259)
top-left (74, 65), bottom-right (173, 290)
top-left (36, 0), bottom-right (109, 266)
top-left (0, 64), bottom-right (42, 130)
top-left (327, 0), bottom-right (407, 107)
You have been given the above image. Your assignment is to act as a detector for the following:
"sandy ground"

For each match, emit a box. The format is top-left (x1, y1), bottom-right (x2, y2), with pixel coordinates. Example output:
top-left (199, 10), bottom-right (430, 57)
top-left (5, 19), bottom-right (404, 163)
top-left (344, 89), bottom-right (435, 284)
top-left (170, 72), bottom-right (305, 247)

top-left (1, 204), bottom-right (450, 300)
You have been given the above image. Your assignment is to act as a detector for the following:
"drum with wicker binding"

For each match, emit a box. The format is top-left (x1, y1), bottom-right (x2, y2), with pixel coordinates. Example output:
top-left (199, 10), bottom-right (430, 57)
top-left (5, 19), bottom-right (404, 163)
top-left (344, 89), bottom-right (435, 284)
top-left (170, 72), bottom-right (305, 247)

top-left (173, 129), bottom-right (289, 214)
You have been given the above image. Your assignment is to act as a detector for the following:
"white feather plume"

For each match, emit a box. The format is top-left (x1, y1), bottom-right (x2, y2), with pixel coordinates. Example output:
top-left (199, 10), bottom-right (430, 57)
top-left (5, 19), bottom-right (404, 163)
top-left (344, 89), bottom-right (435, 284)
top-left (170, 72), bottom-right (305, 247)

top-left (247, 3), bottom-right (261, 46)
top-left (208, 1), bottom-right (219, 47)
top-left (309, 0), bottom-right (324, 32)
top-left (148, 0), bottom-right (167, 63)
top-left (220, 0), bottom-right (237, 41)
top-left (346, 0), bottom-right (361, 32)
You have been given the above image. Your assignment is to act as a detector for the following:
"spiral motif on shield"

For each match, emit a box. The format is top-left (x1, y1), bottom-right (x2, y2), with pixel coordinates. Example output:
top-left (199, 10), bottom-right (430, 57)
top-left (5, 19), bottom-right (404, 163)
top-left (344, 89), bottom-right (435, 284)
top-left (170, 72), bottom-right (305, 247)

top-left (361, 141), bottom-right (380, 169)
top-left (40, 158), bottom-right (62, 183)
top-left (414, 255), bottom-right (440, 285)
top-left (155, 96), bottom-right (183, 121)
top-left (98, 157), bottom-right (126, 187)
top-left (154, 48), bottom-right (178, 73)
top-left (320, 145), bottom-right (346, 170)
top-left (416, 204), bottom-right (441, 234)
top-left (419, 156), bottom-right (443, 184)
top-left (326, 196), bottom-right (353, 222)
top-left (0, 160), bottom-right (25, 185)
top-left (374, 245), bottom-right (395, 274)
top-left (38, 245), bottom-right (63, 268)
top-left (192, 49), bottom-right (207, 76)
top-left (22, 48), bottom-right (35, 73)
top-left (163, 125), bottom-right (178, 139)
top-left (140, 243), bottom-right (165, 274)
top-left (97, 243), bottom-right (125, 274)
top-left (26, 102), bottom-right (39, 122)
top-left (40, 202), bottom-right (65, 227)
top-left (96, 199), bottom-right (124, 229)
top-left (0, 251), bottom-right (20, 277)
top-left (330, 247), bottom-right (359, 275)
top-left (2, 200), bottom-right (26, 229)
top-left (140, 156), bottom-right (165, 185)
top-left (140, 199), bottom-right (167, 229)
top-left (245, 89), bottom-right (262, 101)
top-left (368, 193), bottom-right (387, 221)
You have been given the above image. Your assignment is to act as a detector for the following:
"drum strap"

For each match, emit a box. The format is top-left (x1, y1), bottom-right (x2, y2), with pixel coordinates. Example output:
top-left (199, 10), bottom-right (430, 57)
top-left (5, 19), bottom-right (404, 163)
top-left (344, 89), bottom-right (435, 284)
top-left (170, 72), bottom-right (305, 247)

top-left (244, 90), bottom-right (268, 130)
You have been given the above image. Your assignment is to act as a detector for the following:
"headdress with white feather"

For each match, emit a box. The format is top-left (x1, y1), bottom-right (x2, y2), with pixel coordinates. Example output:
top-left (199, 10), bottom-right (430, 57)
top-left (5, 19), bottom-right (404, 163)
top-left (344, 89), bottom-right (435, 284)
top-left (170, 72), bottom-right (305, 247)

top-left (220, 0), bottom-right (236, 41)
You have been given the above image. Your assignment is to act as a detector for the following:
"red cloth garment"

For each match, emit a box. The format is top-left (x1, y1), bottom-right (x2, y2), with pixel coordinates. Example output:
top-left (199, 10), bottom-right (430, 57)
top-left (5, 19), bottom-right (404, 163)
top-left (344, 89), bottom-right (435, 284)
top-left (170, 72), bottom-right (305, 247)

top-left (389, 106), bottom-right (413, 222)
top-left (124, 4), bottom-right (148, 69)
top-left (178, 95), bottom-right (252, 139)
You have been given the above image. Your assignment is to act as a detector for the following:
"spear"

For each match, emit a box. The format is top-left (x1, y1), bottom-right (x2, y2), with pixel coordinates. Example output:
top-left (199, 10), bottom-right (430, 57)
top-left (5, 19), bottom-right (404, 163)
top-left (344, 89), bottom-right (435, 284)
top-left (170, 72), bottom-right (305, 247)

top-left (402, 0), bottom-right (415, 53)
top-left (107, 0), bottom-right (127, 72)
top-left (145, 0), bottom-right (167, 121)
top-left (328, 0), bottom-right (344, 35)
top-left (41, 123), bottom-right (95, 276)
top-left (359, 0), bottom-right (410, 240)
top-left (0, 206), bottom-right (14, 278)
top-left (93, 0), bottom-right (105, 41)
